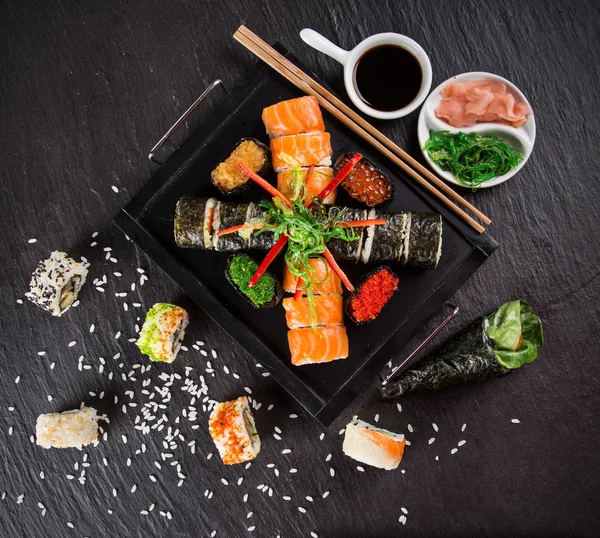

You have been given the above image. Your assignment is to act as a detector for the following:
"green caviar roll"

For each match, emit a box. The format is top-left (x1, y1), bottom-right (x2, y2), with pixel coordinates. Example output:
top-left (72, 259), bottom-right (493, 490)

top-left (212, 202), bottom-right (250, 252)
top-left (136, 303), bottom-right (189, 363)
top-left (403, 212), bottom-right (443, 270)
top-left (211, 138), bottom-right (269, 197)
top-left (174, 196), bottom-right (218, 249)
top-left (225, 253), bottom-right (283, 308)
top-left (326, 207), bottom-right (367, 262)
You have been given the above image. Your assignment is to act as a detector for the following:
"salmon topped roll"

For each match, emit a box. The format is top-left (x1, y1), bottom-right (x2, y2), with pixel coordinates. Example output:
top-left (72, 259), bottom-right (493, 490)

top-left (283, 257), bottom-right (342, 296)
top-left (277, 166), bottom-right (337, 205)
top-left (283, 295), bottom-right (343, 329)
top-left (270, 132), bottom-right (332, 172)
top-left (288, 325), bottom-right (349, 365)
top-left (342, 416), bottom-right (406, 470)
top-left (262, 96), bottom-right (325, 138)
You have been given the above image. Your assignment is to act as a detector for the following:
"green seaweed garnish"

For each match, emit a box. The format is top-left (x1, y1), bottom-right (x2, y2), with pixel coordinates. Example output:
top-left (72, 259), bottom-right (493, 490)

top-left (424, 130), bottom-right (523, 190)
top-left (227, 254), bottom-right (278, 308)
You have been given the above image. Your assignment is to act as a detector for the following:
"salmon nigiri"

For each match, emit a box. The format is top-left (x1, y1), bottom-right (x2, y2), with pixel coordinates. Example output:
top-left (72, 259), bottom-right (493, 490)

top-left (288, 326), bottom-right (349, 366)
top-left (270, 132), bottom-right (332, 172)
top-left (262, 96), bottom-right (325, 138)
top-left (277, 166), bottom-right (336, 205)
top-left (283, 257), bottom-right (342, 296)
top-left (283, 295), bottom-right (343, 329)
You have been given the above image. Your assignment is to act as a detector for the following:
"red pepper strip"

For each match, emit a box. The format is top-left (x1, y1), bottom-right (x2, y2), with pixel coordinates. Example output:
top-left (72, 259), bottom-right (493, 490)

top-left (336, 219), bottom-right (387, 228)
top-left (248, 235), bottom-right (288, 288)
top-left (238, 162), bottom-right (292, 207)
top-left (217, 223), bottom-right (265, 237)
top-left (323, 247), bottom-right (355, 293)
top-left (316, 152), bottom-right (362, 202)
top-left (515, 333), bottom-right (523, 351)
top-left (293, 277), bottom-right (303, 301)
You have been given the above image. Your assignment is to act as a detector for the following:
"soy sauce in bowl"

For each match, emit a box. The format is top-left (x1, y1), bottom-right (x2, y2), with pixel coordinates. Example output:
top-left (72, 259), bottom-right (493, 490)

top-left (353, 44), bottom-right (423, 112)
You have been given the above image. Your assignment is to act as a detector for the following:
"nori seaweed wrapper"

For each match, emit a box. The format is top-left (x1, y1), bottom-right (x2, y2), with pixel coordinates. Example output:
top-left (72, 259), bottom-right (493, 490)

top-left (211, 138), bottom-right (269, 197)
top-left (404, 212), bottom-right (442, 270)
top-left (247, 203), bottom-right (277, 251)
top-left (213, 202), bottom-right (249, 252)
top-left (174, 196), bottom-right (208, 249)
top-left (367, 211), bottom-right (407, 263)
top-left (225, 253), bottom-right (283, 308)
top-left (327, 207), bottom-right (367, 261)
top-left (380, 317), bottom-right (511, 400)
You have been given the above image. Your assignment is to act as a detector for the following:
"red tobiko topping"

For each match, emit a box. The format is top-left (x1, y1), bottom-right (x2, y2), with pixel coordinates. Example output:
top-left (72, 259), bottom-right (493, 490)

top-left (348, 268), bottom-right (399, 322)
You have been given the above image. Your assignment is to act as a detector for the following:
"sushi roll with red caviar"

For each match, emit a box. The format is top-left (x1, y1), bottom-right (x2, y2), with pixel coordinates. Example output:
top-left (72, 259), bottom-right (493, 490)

top-left (345, 266), bottom-right (399, 324)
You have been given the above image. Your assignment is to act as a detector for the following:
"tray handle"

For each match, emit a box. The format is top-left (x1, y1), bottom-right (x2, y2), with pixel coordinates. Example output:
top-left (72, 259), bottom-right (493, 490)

top-left (148, 79), bottom-right (228, 165)
top-left (380, 301), bottom-right (459, 386)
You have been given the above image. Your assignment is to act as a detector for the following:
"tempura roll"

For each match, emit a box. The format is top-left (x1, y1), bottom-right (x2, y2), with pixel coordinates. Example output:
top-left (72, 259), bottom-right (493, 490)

top-left (209, 396), bottom-right (261, 465)
top-left (136, 303), bottom-right (189, 363)
top-left (25, 251), bottom-right (89, 316)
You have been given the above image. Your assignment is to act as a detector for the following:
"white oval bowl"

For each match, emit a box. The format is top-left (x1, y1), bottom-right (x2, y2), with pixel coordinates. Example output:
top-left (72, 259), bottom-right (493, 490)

top-left (417, 71), bottom-right (536, 189)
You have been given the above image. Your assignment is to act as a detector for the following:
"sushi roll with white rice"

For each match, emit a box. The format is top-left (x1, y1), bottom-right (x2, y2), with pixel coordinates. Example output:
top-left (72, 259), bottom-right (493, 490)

top-left (174, 196), bottom-right (218, 249)
top-left (36, 406), bottom-right (98, 449)
top-left (342, 416), bottom-right (405, 470)
top-left (136, 303), bottom-right (189, 363)
top-left (209, 396), bottom-right (260, 465)
top-left (25, 251), bottom-right (89, 316)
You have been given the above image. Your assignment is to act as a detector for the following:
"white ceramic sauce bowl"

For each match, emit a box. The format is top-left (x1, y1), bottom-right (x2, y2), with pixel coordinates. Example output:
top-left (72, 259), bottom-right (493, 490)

top-left (300, 29), bottom-right (432, 120)
top-left (417, 72), bottom-right (536, 188)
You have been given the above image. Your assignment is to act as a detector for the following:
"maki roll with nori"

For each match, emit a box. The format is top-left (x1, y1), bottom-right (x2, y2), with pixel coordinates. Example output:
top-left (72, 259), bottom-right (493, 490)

top-left (403, 212), bottom-right (442, 269)
top-left (326, 206), bottom-right (367, 261)
top-left (361, 210), bottom-right (409, 264)
top-left (380, 300), bottom-right (543, 400)
top-left (246, 202), bottom-right (277, 251)
top-left (174, 196), bottom-right (218, 249)
top-left (212, 202), bottom-right (250, 251)
top-left (334, 152), bottom-right (394, 207)
top-left (346, 266), bottom-right (399, 324)
top-left (211, 138), bottom-right (269, 196)
top-left (225, 253), bottom-right (283, 308)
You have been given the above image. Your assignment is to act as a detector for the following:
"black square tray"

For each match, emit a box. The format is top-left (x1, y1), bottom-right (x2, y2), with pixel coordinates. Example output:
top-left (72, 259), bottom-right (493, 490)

top-left (114, 49), bottom-right (497, 425)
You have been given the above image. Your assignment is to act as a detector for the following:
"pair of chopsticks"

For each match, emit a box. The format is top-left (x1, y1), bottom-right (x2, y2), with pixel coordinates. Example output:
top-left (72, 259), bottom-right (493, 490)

top-left (233, 25), bottom-right (491, 233)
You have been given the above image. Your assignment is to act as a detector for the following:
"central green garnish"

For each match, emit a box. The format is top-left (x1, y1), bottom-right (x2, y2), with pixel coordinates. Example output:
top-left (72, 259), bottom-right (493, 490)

top-left (258, 196), bottom-right (357, 328)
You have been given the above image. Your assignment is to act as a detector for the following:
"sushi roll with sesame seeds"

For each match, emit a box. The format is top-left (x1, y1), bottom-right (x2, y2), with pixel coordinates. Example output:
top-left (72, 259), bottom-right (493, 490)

top-left (136, 303), bottom-right (189, 363)
top-left (208, 396), bottom-right (260, 465)
top-left (25, 251), bottom-right (89, 316)
top-left (36, 406), bottom-right (98, 449)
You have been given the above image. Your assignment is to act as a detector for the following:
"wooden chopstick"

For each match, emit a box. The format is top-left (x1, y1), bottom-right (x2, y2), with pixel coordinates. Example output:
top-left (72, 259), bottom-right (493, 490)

top-left (234, 25), bottom-right (490, 233)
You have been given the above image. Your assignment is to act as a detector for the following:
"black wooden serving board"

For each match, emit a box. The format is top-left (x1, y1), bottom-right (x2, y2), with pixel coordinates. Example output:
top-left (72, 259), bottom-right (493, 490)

top-left (114, 48), bottom-right (497, 425)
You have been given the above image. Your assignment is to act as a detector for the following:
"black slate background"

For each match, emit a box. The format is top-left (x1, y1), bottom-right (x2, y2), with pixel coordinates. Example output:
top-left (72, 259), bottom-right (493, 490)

top-left (1, 0), bottom-right (599, 537)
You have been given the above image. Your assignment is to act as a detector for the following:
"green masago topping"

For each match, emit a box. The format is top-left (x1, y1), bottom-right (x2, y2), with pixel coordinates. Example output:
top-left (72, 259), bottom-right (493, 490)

top-left (486, 300), bottom-right (543, 369)
top-left (227, 254), bottom-right (278, 308)
top-left (136, 303), bottom-right (187, 362)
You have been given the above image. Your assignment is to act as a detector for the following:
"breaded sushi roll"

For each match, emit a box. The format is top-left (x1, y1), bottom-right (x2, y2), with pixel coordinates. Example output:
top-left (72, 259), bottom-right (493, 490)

top-left (36, 406), bottom-right (98, 449)
top-left (342, 416), bottom-right (405, 470)
top-left (136, 303), bottom-right (189, 363)
top-left (25, 251), bottom-right (89, 316)
top-left (211, 138), bottom-right (269, 196)
top-left (209, 396), bottom-right (260, 465)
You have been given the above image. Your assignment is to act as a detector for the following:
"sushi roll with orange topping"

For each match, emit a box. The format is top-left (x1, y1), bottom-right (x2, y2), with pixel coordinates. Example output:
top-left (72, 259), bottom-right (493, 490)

top-left (270, 132), bottom-right (332, 172)
top-left (288, 325), bottom-right (349, 366)
top-left (136, 303), bottom-right (189, 363)
top-left (262, 96), bottom-right (325, 138)
top-left (209, 396), bottom-right (261, 465)
top-left (342, 416), bottom-right (405, 470)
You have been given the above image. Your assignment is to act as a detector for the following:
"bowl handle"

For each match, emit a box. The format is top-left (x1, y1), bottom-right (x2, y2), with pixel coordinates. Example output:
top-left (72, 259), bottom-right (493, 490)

top-left (300, 28), bottom-right (350, 66)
